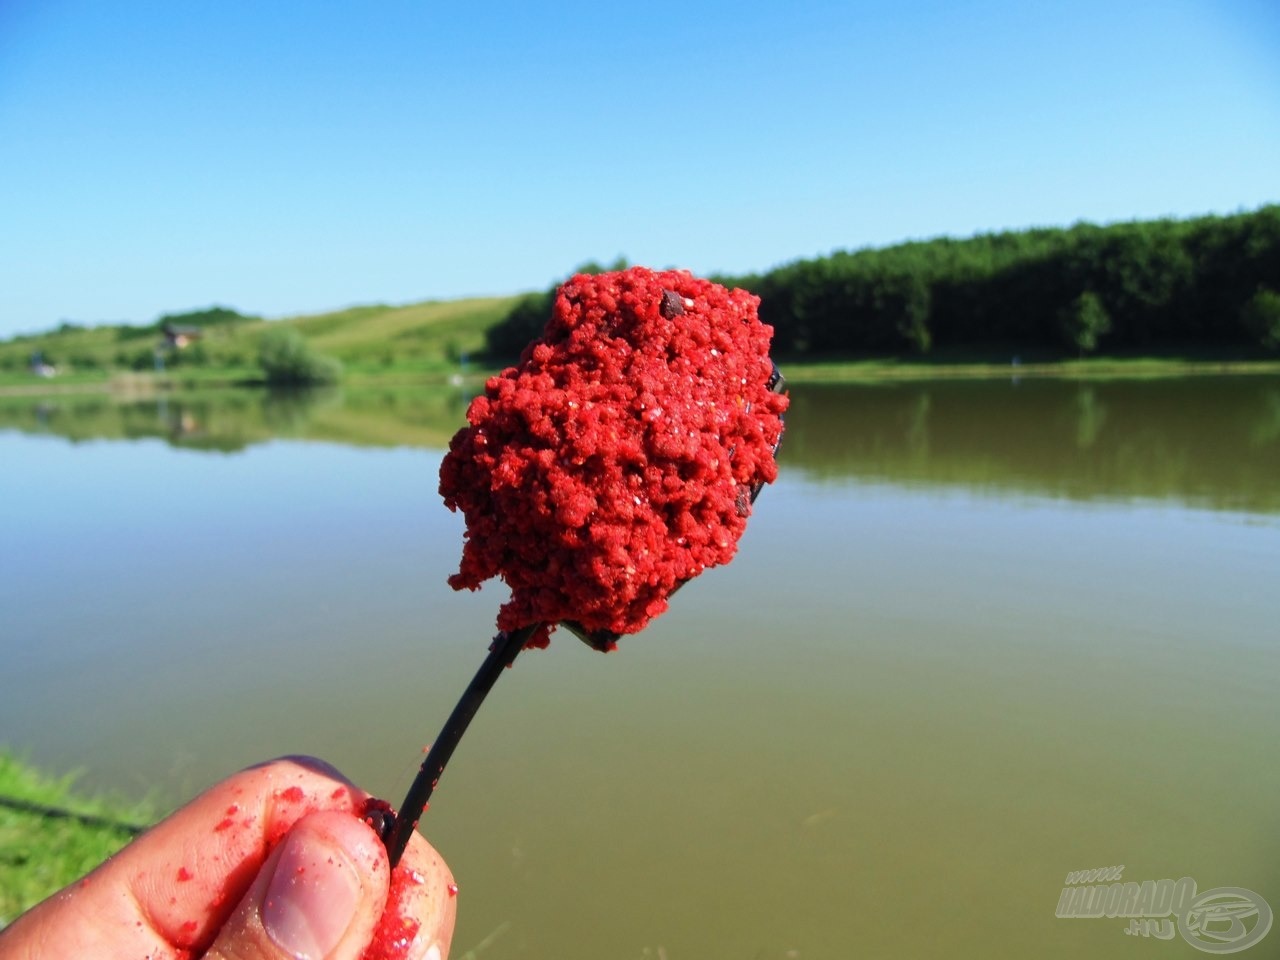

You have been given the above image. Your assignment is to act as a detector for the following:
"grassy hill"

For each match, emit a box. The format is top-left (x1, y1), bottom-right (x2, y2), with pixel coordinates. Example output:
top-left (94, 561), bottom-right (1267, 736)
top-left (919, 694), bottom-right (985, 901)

top-left (293, 296), bottom-right (517, 369)
top-left (0, 295), bottom-right (521, 388)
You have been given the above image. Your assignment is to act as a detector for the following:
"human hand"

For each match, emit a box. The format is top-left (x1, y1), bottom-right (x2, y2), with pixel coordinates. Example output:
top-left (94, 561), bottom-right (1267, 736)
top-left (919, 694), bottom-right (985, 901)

top-left (0, 756), bottom-right (455, 960)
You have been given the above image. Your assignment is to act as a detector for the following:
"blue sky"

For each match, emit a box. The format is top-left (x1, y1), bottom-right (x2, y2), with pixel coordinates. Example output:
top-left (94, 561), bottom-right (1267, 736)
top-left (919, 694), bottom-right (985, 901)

top-left (1, 0), bottom-right (1277, 338)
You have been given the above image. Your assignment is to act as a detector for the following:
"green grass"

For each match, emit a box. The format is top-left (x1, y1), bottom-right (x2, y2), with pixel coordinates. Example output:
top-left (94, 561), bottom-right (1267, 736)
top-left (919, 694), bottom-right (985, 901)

top-left (295, 296), bottom-right (514, 359)
top-left (775, 349), bottom-right (1280, 383)
top-left (0, 752), bottom-right (155, 926)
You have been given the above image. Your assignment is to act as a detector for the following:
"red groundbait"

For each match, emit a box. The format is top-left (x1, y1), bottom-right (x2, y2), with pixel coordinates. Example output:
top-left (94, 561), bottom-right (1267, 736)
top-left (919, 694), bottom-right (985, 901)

top-left (440, 266), bottom-right (788, 649)
top-left (383, 267), bottom-right (788, 868)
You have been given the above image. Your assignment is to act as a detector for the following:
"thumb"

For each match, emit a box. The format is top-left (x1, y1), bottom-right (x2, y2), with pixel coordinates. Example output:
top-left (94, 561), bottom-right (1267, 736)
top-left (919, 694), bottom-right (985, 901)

top-left (205, 810), bottom-right (389, 960)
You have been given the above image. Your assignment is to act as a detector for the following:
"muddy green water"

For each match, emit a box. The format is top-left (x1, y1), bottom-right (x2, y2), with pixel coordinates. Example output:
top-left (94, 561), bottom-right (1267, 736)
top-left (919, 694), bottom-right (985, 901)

top-left (2, 376), bottom-right (1278, 958)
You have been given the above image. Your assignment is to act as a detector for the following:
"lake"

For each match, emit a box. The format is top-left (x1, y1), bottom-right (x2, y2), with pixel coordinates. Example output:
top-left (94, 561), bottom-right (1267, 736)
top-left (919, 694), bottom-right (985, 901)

top-left (2, 375), bottom-right (1279, 959)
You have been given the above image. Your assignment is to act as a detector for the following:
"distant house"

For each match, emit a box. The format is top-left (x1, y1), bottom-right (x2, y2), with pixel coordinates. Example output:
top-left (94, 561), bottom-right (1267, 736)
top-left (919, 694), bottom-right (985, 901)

top-left (162, 323), bottom-right (203, 350)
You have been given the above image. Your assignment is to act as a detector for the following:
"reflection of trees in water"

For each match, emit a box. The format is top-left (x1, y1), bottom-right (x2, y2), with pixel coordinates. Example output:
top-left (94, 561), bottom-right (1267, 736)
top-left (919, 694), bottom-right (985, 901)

top-left (0, 384), bottom-right (473, 452)
top-left (0, 396), bottom-right (116, 443)
top-left (904, 391), bottom-right (931, 456)
top-left (1072, 387), bottom-right (1107, 449)
top-left (128, 394), bottom-right (262, 452)
top-left (3, 377), bottom-right (1279, 513)
top-left (261, 387), bottom-right (340, 434)
top-left (780, 377), bottom-right (1280, 513)
top-left (342, 386), bottom-right (473, 430)
top-left (1251, 389), bottom-right (1280, 446)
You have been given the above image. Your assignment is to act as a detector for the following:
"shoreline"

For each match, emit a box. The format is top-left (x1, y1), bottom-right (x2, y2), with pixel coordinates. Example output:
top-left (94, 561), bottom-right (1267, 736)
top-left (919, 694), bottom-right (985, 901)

top-left (774, 357), bottom-right (1280, 383)
top-left (3, 357), bottom-right (1279, 398)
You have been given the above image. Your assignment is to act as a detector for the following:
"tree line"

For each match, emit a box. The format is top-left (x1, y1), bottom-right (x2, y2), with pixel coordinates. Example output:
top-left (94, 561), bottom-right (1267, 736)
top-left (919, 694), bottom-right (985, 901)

top-left (486, 207), bottom-right (1280, 360)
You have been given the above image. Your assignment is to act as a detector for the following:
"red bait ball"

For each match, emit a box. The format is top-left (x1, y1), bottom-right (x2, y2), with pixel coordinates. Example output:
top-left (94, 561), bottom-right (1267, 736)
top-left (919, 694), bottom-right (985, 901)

top-left (439, 267), bottom-right (787, 649)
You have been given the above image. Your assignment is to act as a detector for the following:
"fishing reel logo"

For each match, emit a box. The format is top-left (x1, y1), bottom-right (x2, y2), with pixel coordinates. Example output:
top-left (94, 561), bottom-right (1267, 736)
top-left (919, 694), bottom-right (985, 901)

top-left (1055, 867), bottom-right (1273, 954)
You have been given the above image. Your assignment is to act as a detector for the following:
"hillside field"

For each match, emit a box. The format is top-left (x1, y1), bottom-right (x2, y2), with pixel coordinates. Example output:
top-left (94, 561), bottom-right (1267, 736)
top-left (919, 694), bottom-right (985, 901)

top-left (0, 296), bottom-right (520, 388)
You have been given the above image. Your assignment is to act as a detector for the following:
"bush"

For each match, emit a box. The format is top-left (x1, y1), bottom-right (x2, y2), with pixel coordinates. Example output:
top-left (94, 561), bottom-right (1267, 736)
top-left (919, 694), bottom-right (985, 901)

top-left (128, 349), bottom-right (157, 371)
top-left (1242, 287), bottom-right (1280, 350)
top-left (69, 353), bottom-right (101, 370)
top-left (180, 343), bottom-right (209, 367)
top-left (257, 327), bottom-right (342, 386)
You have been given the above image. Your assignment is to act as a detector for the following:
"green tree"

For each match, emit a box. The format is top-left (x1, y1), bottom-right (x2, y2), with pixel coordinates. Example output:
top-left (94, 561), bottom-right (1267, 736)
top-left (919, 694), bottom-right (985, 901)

top-left (156, 305), bottom-right (258, 328)
top-left (484, 206), bottom-right (1279, 361)
top-left (1059, 291), bottom-right (1112, 357)
top-left (572, 255), bottom-right (630, 276)
top-left (895, 273), bottom-right (933, 354)
top-left (257, 327), bottom-right (342, 386)
top-left (1241, 287), bottom-right (1280, 350)
top-left (484, 257), bottom-right (630, 360)
top-left (486, 292), bottom-right (551, 360)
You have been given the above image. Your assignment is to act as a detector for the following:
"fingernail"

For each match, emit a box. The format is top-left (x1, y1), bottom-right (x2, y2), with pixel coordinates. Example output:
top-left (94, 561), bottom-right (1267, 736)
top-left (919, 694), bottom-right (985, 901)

top-left (263, 827), bottom-right (363, 959)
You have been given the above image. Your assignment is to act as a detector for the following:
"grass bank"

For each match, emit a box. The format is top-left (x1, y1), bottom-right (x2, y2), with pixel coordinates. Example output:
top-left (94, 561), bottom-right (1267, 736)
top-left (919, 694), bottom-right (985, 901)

top-left (0, 752), bottom-right (153, 926)
top-left (775, 354), bottom-right (1280, 383)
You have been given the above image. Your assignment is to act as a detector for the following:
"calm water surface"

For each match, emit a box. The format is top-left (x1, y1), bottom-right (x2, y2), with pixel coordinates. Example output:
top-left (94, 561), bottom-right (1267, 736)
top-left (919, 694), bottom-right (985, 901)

top-left (2, 376), bottom-right (1279, 958)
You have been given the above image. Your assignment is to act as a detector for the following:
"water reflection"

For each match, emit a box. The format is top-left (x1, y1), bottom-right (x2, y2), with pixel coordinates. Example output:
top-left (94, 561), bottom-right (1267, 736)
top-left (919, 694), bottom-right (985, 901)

top-left (4, 376), bottom-right (1278, 512)
top-left (2, 376), bottom-right (1278, 959)
top-left (0, 385), bottom-right (473, 452)
top-left (780, 377), bottom-right (1280, 512)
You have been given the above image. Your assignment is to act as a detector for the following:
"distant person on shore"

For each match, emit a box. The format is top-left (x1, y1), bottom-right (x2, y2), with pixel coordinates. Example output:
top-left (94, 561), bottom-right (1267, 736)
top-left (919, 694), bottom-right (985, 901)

top-left (0, 756), bottom-right (455, 960)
